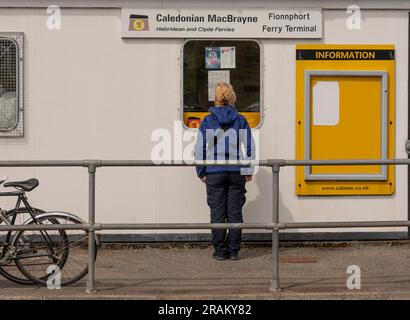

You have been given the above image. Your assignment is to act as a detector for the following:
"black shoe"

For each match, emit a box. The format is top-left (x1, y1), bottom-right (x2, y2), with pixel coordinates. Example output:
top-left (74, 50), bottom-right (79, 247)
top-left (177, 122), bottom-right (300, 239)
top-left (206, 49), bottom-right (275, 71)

top-left (229, 252), bottom-right (239, 260)
top-left (212, 253), bottom-right (227, 261)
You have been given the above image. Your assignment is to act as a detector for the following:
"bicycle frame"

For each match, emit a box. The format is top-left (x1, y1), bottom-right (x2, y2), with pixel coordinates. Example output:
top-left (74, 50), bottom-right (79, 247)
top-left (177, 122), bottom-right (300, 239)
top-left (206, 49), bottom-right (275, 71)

top-left (0, 180), bottom-right (93, 287)
top-left (0, 190), bottom-right (47, 261)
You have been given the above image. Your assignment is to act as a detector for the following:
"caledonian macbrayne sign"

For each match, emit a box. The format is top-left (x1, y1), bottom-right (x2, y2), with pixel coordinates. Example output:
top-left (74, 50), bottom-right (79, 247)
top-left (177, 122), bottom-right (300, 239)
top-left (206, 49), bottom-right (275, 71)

top-left (296, 44), bottom-right (395, 196)
top-left (121, 8), bottom-right (322, 38)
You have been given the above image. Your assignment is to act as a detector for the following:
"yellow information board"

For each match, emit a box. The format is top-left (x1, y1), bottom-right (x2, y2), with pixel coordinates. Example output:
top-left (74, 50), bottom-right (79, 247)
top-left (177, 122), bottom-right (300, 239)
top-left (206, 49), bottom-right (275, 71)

top-left (296, 45), bottom-right (395, 195)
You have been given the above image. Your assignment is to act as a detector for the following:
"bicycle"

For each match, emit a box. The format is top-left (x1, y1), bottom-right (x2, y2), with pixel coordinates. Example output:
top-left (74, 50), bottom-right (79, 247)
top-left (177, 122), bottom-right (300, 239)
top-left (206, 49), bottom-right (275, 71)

top-left (0, 177), bottom-right (97, 286)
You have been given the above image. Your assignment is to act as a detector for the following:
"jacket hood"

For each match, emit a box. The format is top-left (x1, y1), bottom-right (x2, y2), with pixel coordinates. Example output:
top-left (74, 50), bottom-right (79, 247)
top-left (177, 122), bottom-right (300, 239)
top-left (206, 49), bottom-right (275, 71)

top-left (209, 105), bottom-right (238, 125)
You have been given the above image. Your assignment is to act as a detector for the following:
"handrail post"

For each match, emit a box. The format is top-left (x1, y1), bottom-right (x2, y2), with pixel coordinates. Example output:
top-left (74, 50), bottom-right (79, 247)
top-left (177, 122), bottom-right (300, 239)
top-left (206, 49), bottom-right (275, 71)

top-left (271, 164), bottom-right (281, 291)
top-left (85, 160), bottom-right (100, 293)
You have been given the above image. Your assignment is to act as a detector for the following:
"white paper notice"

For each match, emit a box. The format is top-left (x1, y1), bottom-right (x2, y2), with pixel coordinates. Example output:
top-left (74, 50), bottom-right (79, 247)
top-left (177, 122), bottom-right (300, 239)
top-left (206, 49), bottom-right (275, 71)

top-left (208, 70), bottom-right (230, 101)
top-left (312, 81), bottom-right (339, 126)
top-left (220, 47), bottom-right (236, 69)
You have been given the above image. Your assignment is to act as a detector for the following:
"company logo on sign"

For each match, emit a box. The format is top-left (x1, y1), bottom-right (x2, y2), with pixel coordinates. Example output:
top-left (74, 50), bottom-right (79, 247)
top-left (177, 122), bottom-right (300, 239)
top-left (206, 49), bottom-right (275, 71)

top-left (129, 14), bottom-right (149, 31)
top-left (187, 117), bottom-right (201, 128)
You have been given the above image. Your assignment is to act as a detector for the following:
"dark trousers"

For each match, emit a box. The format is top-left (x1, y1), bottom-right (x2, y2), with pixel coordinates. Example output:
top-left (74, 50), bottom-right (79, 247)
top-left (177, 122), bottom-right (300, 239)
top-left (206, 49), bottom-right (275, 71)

top-left (205, 173), bottom-right (247, 255)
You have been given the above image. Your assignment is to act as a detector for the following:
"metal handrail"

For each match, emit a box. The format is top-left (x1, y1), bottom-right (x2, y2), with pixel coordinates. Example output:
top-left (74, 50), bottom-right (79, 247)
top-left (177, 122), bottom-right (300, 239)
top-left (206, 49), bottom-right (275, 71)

top-left (0, 158), bottom-right (408, 293)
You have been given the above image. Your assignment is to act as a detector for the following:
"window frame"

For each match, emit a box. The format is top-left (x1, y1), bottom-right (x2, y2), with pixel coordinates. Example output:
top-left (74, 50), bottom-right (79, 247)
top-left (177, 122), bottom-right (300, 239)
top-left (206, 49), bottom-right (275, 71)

top-left (180, 38), bottom-right (264, 130)
top-left (304, 70), bottom-right (388, 181)
top-left (0, 32), bottom-right (24, 137)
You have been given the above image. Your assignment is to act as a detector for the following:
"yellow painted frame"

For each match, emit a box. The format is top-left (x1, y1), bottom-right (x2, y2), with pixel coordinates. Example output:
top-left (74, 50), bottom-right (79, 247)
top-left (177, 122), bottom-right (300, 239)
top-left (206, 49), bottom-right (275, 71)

top-left (296, 44), bottom-right (395, 196)
top-left (184, 111), bottom-right (260, 129)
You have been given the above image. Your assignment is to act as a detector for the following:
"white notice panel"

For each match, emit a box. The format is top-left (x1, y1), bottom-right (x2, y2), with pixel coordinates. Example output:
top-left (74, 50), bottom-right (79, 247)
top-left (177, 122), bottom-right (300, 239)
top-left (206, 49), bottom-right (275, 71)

top-left (312, 81), bottom-right (340, 126)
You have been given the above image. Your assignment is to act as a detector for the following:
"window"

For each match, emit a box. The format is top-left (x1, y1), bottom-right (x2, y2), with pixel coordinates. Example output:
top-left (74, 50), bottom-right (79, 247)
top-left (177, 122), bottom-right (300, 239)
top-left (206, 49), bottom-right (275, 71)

top-left (182, 40), bottom-right (261, 128)
top-left (0, 32), bottom-right (24, 137)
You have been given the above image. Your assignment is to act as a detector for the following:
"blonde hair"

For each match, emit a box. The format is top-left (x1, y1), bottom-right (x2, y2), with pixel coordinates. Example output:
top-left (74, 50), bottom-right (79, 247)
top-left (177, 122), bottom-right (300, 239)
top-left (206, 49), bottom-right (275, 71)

top-left (214, 82), bottom-right (236, 106)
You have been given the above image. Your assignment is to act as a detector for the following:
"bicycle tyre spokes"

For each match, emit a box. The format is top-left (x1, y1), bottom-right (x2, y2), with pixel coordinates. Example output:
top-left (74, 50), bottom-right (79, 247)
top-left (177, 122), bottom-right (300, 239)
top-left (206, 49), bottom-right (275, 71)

top-left (14, 213), bottom-right (96, 286)
top-left (0, 208), bottom-right (44, 285)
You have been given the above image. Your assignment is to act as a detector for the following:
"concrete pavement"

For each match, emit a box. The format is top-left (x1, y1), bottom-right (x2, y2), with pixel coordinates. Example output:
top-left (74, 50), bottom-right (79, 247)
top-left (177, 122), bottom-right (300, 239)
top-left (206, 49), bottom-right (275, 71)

top-left (1, 241), bottom-right (410, 299)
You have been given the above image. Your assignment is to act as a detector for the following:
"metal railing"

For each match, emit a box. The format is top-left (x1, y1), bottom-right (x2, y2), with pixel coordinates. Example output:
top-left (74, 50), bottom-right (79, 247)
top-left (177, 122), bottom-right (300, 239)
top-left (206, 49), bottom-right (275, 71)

top-left (0, 158), bottom-right (409, 293)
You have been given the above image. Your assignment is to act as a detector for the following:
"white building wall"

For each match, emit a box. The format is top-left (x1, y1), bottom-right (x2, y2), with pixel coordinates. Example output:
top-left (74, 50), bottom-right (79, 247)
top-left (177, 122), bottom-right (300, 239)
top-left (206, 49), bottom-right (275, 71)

top-left (0, 4), bottom-right (407, 235)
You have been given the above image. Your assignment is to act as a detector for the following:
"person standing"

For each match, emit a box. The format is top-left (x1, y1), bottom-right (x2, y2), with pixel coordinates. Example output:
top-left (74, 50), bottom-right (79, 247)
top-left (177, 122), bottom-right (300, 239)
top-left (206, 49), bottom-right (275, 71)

top-left (194, 83), bottom-right (255, 261)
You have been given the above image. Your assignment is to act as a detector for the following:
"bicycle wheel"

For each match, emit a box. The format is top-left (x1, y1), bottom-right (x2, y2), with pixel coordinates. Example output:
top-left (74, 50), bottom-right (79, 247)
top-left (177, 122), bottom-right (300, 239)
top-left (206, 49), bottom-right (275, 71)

top-left (0, 208), bottom-right (44, 285)
top-left (14, 213), bottom-right (97, 286)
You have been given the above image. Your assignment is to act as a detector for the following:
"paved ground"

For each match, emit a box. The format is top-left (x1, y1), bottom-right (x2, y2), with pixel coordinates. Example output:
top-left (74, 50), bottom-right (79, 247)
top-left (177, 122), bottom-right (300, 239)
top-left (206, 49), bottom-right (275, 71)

top-left (2, 241), bottom-right (410, 300)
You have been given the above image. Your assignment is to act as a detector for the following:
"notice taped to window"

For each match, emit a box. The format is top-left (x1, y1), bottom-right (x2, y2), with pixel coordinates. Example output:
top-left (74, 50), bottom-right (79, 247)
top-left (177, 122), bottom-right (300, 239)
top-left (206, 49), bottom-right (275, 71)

top-left (208, 70), bottom-right (230, 101)
top-left (221, 47), bottom-right (236, 68)
top-left (205, 47), bottom-right (221, 69)
top-left (205, 47), bottom-right (236, 69)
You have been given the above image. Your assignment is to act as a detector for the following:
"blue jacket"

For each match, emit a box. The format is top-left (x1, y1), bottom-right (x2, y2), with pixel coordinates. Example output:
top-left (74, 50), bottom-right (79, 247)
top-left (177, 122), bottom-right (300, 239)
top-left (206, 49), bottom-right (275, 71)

top-left (194, 105), bottom-right (255, 177)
